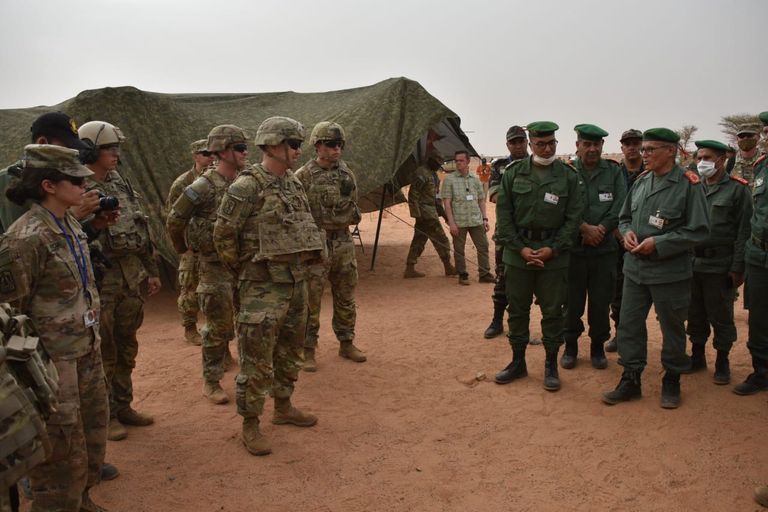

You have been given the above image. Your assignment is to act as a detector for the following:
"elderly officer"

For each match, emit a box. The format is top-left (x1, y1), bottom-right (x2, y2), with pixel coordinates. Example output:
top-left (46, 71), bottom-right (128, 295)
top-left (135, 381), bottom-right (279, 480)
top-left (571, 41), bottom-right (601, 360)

top-left (561, 124), bottom-right (626, 370)
top-left (168, 126), bottom-right (249, 404)
top-left (602, 128), bottom-right (709, 408)
top-left (493, 121), bottom-right (583, 391)
top-left (295, 122), bottom-right (366, 371)
top-left (166, 139), bottom-right (214, 346)
top-left (684, 140), bottom-right (752, 384)
top-left (213, 116), bottom-right (325, 456)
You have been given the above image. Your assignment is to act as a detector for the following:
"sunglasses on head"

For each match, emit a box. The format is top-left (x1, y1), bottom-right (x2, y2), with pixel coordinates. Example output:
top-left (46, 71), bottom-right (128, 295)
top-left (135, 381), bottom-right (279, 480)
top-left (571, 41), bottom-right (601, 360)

top-left (231, 143), bottom-right (248, 153)
top-left (321, 140), bottom-right (345, 149)
top-left (285, 139), bottom-right (303, 150)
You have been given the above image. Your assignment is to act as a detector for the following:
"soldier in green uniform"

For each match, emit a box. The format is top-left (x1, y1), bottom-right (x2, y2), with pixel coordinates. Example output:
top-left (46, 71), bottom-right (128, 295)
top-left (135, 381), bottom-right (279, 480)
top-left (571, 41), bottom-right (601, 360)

top-left (561, 124), bottom-right (626, 370)
top-left (295, 122), bottom-right (366, 371)
top-left (168, 126), bottom-right (248, 404)
top-left (1, 145), bottom-right (108, 512)
top-left (79, 121), bottom-right (161, 441)
top-left (602, 128), bottom-right (709, 409)
top-left (165, 139), bottom-right (214, 346)
top-left (684, 140), bottom-right (752, 385)
top-left (732, 124), bottom-right (764, 186)
top-left (403, 156), bottom-right (456, 278)
top-left (493, 121), bottom-right (583, 391)
top-left (213, 117), bottom-right (325, 456)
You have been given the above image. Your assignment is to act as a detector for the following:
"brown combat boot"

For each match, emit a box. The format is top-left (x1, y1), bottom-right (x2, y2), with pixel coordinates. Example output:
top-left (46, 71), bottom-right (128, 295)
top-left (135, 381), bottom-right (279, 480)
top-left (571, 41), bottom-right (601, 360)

top-left (184, 325), bottom-right (202, 346)
top-left (272, 397), bottom-right (318, 427)
top-left (442, 260), bottom-right (457, 276)
top-left (403, 264), bottom-right (426, 278)
top-left (117, 407), bottom-right (154, 426)
top-left (755, 485), bottom-right (768, 508)
top-left (303, 348), bottom-right (317, 372)
top-left (339, 341), bottom-right (367, 362)
top-left (242, 417), bottom-right (272, 456)
top-left (107, 417), bottom-right (127, 441)
top-left (203, 381), bottom-right (229, 404)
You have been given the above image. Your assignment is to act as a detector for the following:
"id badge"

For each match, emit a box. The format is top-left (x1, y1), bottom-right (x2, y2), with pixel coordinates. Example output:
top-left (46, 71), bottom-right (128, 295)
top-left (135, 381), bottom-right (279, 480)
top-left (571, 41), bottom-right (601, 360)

top-left (544, 192), bottom-right (559, 205)
top-left (599, 192), bottom-right (613, 202)
top-left (466, 194), bottom-right (474, 201)
top-left (83, 309), bottom-right (98, 328)
top-left (648, 215), bottom-right (664, 229)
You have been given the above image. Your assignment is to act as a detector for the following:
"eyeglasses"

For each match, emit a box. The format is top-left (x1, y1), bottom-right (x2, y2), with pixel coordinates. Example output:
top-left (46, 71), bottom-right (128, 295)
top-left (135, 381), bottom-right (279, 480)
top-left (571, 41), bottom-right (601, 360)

top-left (64, 176), bottom-right (85, 186)
top-left (321, 140), bottom-right (345, 149)
top-left (737, 133), bottom-right (756, 139)
top-left (640, 145), bottom-right (670, 155)
top-left (285, 139), bottom-right (303, 150)
top-left (199, 150), bottom-right (213, 157)
top-left (231, 143), bottom-right (248, 153)
top-left (100, 145), bottom-right (120, 155)
top-left (530, 140), bottom-right (558, 149)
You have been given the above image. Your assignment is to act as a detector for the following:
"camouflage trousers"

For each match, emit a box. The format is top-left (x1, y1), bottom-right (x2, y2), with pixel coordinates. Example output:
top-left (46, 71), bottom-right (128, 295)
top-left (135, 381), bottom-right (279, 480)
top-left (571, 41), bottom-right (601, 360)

top-left (29, 348), bottom-right (108, 512)
top-left (177, 251), bottom-right (200, 328)
top-left (304, 235), bottom-right (357, 350)
top-left (0, 487), bottom-right (14, 512)
top-left (236, 262), bottom-right (307, 419)
top-left (197, 259), bottom-right (235, 383)
top-left (99, 273), bottom-right (145, 418)
top-left (406, 217), bottom-right (451, 265)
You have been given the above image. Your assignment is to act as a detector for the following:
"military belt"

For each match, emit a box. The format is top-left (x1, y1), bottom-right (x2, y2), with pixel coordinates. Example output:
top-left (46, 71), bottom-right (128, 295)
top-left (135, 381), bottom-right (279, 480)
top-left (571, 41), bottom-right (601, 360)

top-left (325, 228), bottom-right (350, 241)
top-left (752, 235), bottom-right (768, 252)
top-left (693, 245), bottom-right (734, 258)
top-left (520, 229), bottom-right (555, 241)
top-left (269, 251), bottom-right (317, 264)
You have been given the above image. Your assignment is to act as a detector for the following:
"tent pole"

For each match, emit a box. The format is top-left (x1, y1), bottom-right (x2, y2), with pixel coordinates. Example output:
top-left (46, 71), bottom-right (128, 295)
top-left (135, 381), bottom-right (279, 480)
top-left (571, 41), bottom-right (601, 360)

top-left (370, 184), bottom-right (388, 271)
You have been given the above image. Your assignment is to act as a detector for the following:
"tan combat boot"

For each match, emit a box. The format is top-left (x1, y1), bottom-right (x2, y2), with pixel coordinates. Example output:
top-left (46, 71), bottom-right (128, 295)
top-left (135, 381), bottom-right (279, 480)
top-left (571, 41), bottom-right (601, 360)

top-left (339, 341), bottom-right (367, 363)
top-left (116, 407), bottom-right (154, 426)
top-left (242, 417), bottom-right (272, 456)
top-left (755, 485), bottom-right (768, 508)
top-left (272, 397), bottom-right (318, 427)
top-left (107, 417), bottom-right (127, 441)
top-left (442, 260), bottom-right (457, 276)
top-left (303, 348), bottom-right (317, 372)
top-left (184, 325), bottom-right (202, 346)
top-left (203, 381), bottom-right (229, 404)
top-left (403, 264), bottom-right (426, 278)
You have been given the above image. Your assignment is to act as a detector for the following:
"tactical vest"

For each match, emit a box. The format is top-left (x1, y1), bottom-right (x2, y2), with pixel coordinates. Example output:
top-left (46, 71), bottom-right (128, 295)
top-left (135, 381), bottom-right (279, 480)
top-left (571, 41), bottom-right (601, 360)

top-left (300, 161), bottom-right (361, 230)
top-left (238, 165), bottom-right (324, 260)
top-left (186, 171), bottom-right (231, 258)
top-left (88, 171), bottom-right (151, 256)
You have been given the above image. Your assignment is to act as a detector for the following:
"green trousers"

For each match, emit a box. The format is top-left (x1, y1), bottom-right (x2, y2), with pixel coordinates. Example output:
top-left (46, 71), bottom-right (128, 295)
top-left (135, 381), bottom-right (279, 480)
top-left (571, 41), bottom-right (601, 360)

top-left (746, 263), bottom-right (768, 360)
top-left (564, 251), bottom-right (617, 344)
top-left (686, 271), bottom-right (736, 351)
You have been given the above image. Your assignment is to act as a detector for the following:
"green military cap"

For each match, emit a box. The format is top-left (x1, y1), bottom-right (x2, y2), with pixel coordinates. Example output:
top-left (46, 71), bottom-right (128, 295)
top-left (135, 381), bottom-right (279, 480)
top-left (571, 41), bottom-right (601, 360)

top-left (620, 129), bottom-right (643, 142)
top-left (190, 139), bottom-right (208, 153)
top-left (642, 127), bottom-right (680, 143)
top-left (759, 112), bottom-right (768, 126)
top-left (527, 121), bottom-right (559, 137)
top-left (506, 125), bottom-right (526, 141)
top-left (694, 140), bottom-right (730, 153)
top-left (736, 123), bottom-right (761, 136)
top-left (574, 124), bottom-right (609, 141)
top-left (23, 144), bottom-right (93, 177)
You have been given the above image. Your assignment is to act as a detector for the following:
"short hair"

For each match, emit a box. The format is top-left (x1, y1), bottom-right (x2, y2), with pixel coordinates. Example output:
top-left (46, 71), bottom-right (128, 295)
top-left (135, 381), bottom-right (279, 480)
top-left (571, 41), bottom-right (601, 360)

top-left (454, 150), bottom-right (470, 160)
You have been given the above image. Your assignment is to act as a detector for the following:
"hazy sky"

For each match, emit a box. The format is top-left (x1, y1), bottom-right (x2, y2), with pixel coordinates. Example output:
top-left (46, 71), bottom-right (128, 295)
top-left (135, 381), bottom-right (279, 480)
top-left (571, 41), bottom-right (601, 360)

top-left (1, 0), bottom-right (765, 156)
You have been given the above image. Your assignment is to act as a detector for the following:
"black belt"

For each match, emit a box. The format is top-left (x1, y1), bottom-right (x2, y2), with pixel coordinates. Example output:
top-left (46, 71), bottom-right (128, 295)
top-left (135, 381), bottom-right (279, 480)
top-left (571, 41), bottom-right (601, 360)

top-left (325, 228), bottom-right (350, 241)
top-left (752, 234), bottom-right (768, 252)
top-left (520, 229), bottom-right (555, 241)
top-left (693, 245), bottom-right (734, 258)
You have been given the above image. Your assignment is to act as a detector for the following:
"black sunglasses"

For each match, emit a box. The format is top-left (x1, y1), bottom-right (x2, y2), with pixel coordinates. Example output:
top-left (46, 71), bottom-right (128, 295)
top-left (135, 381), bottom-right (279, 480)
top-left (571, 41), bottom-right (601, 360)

top-left (285, 139), bottom-right (303, 150)
top-left (63, 176), bottom-right (85, 186)
top-left (737, 133), bottom-right (755, 139)
top-left (231, 143), bottom-right (248, 153)
top-left (321, 140), bottom-right (345, 149)
top-left (199, 150), bottom-right (213, 157)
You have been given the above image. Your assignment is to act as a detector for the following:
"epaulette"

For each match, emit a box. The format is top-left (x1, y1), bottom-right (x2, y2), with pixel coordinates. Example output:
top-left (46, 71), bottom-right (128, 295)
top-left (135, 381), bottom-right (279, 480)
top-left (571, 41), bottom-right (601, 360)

top-left (683, 170), bottom-right (700, 184)
top-left (638, 169), bottom-right (652, 179)
top-left (563, 161), bottom-right (578, 172)
top-left (730, 175), bottom-right (749, 186)
top-left (604, 158), bottom-right (621, 166)
top-left (753, 154), bottom-right (767, 169)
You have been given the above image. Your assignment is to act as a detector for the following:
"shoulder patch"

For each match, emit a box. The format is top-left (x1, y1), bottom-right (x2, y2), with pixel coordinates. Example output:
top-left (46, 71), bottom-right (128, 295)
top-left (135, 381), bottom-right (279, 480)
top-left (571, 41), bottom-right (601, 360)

top-left (730, 175), bottom-right (749, 186)
top-left (183, 186), bottom-right (201, 204)
top-left (754, 155), bottom-right (767, 168)
top-left (683, 170), bottom-right (700, 184)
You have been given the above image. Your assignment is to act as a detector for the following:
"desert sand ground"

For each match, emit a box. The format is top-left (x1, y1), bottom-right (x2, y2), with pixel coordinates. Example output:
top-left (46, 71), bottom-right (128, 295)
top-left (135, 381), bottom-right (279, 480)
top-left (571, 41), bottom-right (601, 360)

top-left (44, 203), bottom-right (767, 512)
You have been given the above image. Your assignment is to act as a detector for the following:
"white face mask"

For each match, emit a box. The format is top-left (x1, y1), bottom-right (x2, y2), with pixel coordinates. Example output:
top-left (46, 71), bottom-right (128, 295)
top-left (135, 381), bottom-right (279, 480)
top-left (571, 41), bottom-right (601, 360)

top-left (697, 160), bottom-right (717, 178)
top-left (532, 155), bottom-right (557, 166)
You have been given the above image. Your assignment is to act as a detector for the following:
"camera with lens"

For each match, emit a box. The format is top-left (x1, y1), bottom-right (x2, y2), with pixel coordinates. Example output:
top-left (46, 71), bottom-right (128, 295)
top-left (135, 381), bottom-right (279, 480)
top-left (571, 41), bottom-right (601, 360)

top-left (97, 192), bottom-right (120, 211)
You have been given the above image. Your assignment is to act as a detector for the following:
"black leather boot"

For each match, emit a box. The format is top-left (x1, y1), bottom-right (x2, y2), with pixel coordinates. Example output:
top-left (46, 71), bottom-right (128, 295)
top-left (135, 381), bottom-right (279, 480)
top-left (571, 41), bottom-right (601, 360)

top-left (689, 343), bottom-right (707, 372)
top-left (543, 349), bottom-right (561, 391)
top-left (590, 341), bottom-right (608, 369)
top-left (605, 336), bottom-right (618, 353)
top-left (713, 350), bottom-right (730, 385)
top-left (483, 302), bottom-right (505, 339)
top-left (661, 371), bottom-right (681, 409)
top-left (733, 356), bottom-right (768, 395)
top-left (602, 370), bottom-right (642, 405)
top-left (559, 340), bottom-right (578, 369)
top-left (494, 346), bottom-right (528, 384)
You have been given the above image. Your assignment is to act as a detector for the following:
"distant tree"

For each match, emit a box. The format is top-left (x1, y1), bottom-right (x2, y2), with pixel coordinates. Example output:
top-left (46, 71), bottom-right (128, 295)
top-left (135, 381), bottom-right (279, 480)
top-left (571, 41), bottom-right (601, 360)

top-left (719, 113), bottom-right (760, 145)
top-left (676, 125), bottom-right (698, 155)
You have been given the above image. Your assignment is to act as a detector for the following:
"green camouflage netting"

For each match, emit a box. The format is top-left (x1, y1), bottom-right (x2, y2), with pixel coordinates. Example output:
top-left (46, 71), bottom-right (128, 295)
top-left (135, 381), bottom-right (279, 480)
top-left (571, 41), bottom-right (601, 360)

top-left (0, 77), bottom-right (475, 279)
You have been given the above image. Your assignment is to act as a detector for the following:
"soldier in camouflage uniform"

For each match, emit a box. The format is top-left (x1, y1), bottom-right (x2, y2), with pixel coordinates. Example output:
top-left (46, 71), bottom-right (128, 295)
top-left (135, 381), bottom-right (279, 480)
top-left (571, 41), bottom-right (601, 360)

top-left (165, 139), bottom-right (214, 346)
top-left (213, 116), bottom-right (325, 456)
top-left (295, 122), bottom-right (366, 371)
top-left (403, 156), bottom-right (456, 278)
top-left (168, 126), bottom-right (248, 404)
top-left (79, 121), bottom-right (160, 442)
top-left (1, 145), bottom-right (108, 512)
top-left (732, 124), bottom-right (764, 186)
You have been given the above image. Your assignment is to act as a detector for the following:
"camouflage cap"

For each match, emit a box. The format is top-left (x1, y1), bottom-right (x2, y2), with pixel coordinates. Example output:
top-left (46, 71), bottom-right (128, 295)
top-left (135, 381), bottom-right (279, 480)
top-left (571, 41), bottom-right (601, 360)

top-left (190, 139), bottom-right (209, 154)
top-left (23, 144), bottom-right (93, 177)
top-left (309, 121), bottom-right (346, 145)
top-left (643, 127), bottom-right (680, 143)
top-left (506, 125), bottom-right (526, 141)
top-left (254, 116), bottom-right (305, 146)
top-left (736, 123), bottom-right (761, 136)
top-left (759, 112), bottom-right (768, 126)
top-left (574, 124), bottom-right (609, 141)
top-left (207, 125), bottom-right (249, 152)
top-left (694, 140), bottom-right (729, 153)
top-left (620, 129), bottom-right (643, 142)
top-left (527, 121), bottom-right (559, 137)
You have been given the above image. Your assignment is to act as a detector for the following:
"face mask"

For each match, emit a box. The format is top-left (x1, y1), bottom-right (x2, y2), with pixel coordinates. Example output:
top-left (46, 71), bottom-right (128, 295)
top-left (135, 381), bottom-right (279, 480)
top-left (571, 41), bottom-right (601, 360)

top-left (696, 160), bottom-right (717, 178)
top-left (532, 155), bottom-right (557, 166)
top-left (738, 139), bottom-right (757, 151)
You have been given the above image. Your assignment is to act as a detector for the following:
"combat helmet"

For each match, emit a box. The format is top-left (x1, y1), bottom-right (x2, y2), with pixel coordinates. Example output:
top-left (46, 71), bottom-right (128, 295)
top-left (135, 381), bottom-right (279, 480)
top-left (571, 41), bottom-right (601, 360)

top-left (207, 125), bottom-right (248, 152)
top-left (309, 121), bottom-right (346, 146)
top-left (254, 116), bottom-right (305, 146)
top-left (78, 121), bottom-right (126, 147)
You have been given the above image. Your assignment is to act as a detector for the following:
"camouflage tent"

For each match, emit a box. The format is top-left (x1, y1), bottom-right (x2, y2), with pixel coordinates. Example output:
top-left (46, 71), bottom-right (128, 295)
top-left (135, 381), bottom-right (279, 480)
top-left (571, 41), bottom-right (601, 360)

top-left (0, 77), bottom-right (475, 278)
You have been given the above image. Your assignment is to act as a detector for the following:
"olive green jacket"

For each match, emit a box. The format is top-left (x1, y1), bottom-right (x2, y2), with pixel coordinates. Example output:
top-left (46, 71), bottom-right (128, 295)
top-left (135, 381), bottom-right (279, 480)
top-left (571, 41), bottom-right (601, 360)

top-left (746, 167), bottom-right (768, 269)
top-left (572, 158), bottom-right (626, 255)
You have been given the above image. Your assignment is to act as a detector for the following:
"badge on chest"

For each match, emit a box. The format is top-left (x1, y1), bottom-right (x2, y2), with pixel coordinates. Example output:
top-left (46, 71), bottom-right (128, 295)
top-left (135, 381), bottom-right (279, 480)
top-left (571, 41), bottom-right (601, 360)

top-left (648, 210), bottom-right (666, 229)
top-left (598, 192), bottom-right (613, 202)
top-left (544, 192), bottom-right (559, 205)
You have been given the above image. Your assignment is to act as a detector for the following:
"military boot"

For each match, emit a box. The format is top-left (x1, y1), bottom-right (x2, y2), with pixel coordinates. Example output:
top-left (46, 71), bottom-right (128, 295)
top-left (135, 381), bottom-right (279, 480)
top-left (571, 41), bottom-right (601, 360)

top-left (116, 407), bottom-right (154, 426)
top-left (754, 485), bottom-right (768, 508)
top-left (242, 417), bottom-right (271, 456)
top-left (442, 259), bottom-right (458, 276)
top-left (660, 371), bottom-right (681, 409)
top-left (303, 348), bottom-right (318, 372)
top-left (602, 370), bottom-right (642, 405)
top-left (458, 272), bottom-right (470, 286)
top-left (494, 347), bottom-right (527, 384)
top-left (339, 341), bottom-right (367, 362)
top-left (590, 341), bottom-right (608, 370)
top-left (687, 343), bottom-right (707, 373)
top-left (272, 397), bottom-right (318, 427)
top-left (403, 264), bottom-right (426, 278)
top-left (80, 489), bottom-right (109, 512)
top-left (604, 336), bottom-right (618, 353)
top-left (560, 340), bottom-right (578, 369)
top-left (483, 303), bottom-right (505, 339)
top-left (733, 356), bottom-right (768, 395)
top-left (107, 417), bottom-right (127, 441)
top-left (543, 349), bottom-right (561, 391)
top-left (203, 381), bottom-right (229, 405)
top-left (101, 462), bottom-right (120, 481)
top-left (713, 350), bottom-right (731, 385)
top-left (183, 325), bottom-right (202, 346)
